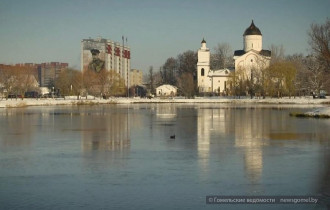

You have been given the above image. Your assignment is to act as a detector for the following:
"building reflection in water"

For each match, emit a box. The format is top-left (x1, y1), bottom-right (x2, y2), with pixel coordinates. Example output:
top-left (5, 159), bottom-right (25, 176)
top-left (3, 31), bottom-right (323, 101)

top-left (196, 106), bottom-right (271, 184)
top-left (233, 108), bottom-right (270, 184)
top-left (155, 104), bottom-right (177, 119)
top-left (81, 107), bottom-right (130, 152)
top-left (197, 108), bottom-right (218, 175)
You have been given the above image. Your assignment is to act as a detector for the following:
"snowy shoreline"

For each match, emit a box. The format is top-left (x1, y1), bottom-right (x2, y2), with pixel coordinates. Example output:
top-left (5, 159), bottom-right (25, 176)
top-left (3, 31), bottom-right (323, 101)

top-left (1, 96), bottom-right (330, 117)
top-left (0, 96), bottom-right (330, 108)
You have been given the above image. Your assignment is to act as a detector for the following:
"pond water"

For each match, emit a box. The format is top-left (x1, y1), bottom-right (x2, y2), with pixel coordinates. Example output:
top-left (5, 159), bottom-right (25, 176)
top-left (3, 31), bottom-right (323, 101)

top-left (0, 104), bottom-right (329, 210)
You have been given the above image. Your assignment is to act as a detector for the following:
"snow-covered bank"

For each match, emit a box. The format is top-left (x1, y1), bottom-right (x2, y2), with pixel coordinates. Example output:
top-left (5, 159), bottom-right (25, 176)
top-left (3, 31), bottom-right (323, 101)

top-left (0, 96), bottom-right (330, 108)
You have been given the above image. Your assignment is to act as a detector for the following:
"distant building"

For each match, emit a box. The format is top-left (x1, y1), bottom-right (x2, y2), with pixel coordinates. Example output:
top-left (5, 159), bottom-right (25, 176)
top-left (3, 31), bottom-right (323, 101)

top-left (38, 62), bottom-right (68, 87)
top-left (156, 84), bottom-right (177, 97)
top-left (81, 37), bottom-right (131, 86)
top-left (197, 20), bottom-right (271, 94)
top-left (130, 69), bottom-right (143, 87)
top-left (0, 62), bottom-right (68, 88)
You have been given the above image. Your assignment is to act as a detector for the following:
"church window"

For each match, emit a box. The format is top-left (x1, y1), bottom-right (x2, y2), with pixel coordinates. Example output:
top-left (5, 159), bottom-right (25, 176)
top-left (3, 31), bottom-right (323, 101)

top-left (252, 43), bottom-right (253, 48)
top-left (201, 68), bottom-right (205, 76)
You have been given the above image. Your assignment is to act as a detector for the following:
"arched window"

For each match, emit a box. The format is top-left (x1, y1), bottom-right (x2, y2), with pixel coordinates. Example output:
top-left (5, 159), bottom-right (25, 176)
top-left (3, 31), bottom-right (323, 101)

top-left (201, 68), bottom-right (205, 76)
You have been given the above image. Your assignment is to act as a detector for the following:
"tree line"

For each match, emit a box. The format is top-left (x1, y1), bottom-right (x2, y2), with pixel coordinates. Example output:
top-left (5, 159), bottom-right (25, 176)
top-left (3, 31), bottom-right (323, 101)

top-left (0, 65), bottom-right (38, 99)
top-left (0, 65), bottom-right (126, 99)
top-left (56, 69), bottom-right (126, 99)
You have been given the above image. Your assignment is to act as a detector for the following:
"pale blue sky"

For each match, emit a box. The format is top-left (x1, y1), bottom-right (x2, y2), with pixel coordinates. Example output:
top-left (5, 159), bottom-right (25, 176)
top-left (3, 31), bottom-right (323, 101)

top-left (0, 0), bottom-right (329, 72)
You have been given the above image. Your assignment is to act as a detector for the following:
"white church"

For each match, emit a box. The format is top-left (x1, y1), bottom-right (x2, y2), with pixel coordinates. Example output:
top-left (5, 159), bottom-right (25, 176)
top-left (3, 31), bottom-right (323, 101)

top-left (197, 20), bottom-right (271, 94)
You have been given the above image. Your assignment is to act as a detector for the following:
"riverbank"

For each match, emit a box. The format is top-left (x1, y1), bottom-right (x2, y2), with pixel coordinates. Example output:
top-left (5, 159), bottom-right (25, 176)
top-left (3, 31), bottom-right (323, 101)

top-left (290, 106), bottom-right (330, 118)
top-left (1, 96), bottom-right (330, 108)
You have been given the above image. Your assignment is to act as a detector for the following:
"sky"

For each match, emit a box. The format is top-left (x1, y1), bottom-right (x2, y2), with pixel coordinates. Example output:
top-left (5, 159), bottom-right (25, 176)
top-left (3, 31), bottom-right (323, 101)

top-left (0, 0), bottom-right (329, 73)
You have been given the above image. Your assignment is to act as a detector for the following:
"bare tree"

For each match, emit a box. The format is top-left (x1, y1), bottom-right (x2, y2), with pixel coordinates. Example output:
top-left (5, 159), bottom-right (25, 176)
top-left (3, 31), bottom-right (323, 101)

top-left (269, 44), bottom-right (285, 64)
top-left (160, 50), bottom-right (198, 95)
top-left (0, 66), bottom-right (16, 99)
top-left (161, 58), bottom-right (177, 85)
top-left (286, 54), bottom-right (309, 96)
top-left (308, 18), bottom-right (330, 71)
top-left (177, 50), bottom-right (197, 75)
top-left (107, 70), bottom-right (126, 97)
top-left (148, 66), bottom-right (155, 94)
top-left (176, 72), bottom-right (196, 98)
top-left (0, 65), bottom-right (38, 99)
top-left (210, 43), bottom-right (233, 69)
top-left (228, 67), bottom-right (247, 98)
top-left (55, 69), bottom-right (82, 98)
top-left (82, 69), bottom-right (98, 98)
top-left (308, 19), bottom-right (330, 94)
top-left (304, 55), bottom-right (329, 96)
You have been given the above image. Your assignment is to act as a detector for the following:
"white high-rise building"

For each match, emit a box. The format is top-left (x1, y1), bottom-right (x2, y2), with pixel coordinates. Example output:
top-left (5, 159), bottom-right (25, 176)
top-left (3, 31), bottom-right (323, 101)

top-left (81, 37), bottom-right (131, 86)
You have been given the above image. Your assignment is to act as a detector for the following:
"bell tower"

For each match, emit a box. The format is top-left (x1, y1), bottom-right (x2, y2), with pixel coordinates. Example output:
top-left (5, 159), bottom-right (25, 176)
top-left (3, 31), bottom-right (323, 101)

top-left (197, 38), bottom-right (210, 92)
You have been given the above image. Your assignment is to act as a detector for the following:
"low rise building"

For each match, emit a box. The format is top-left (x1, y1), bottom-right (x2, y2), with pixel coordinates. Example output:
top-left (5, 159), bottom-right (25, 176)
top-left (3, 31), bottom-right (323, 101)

top-left (156, 84), bottom-right (177, 97)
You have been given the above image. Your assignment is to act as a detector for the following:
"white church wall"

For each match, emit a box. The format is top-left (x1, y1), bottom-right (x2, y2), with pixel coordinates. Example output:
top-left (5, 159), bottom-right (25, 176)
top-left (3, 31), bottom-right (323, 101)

top-left (197, 21), bottom-right (270, 94)
top-left (211, 76), bottom-right (230, 94)
top-left (234, 52), bottom-right (270, 80)
top-left (244, 35), bottom-right (262, 51)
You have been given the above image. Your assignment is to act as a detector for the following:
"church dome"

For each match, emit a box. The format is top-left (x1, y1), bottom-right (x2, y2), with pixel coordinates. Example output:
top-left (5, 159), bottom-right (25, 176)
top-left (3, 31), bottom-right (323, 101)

top-left (201, 38), bottom-right (206, 43)
top-left (243, 20), bottom-right (262, 36)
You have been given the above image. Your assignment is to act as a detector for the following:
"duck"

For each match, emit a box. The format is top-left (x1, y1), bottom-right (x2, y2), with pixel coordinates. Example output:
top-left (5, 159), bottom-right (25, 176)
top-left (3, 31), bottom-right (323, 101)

top-left (170, 134), bottom-right (175, 139)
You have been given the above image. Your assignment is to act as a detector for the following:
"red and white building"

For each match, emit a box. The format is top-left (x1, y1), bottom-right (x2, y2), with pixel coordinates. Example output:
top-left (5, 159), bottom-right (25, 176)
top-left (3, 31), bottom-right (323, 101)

top-left (81, 37), bottom-right (131, 86)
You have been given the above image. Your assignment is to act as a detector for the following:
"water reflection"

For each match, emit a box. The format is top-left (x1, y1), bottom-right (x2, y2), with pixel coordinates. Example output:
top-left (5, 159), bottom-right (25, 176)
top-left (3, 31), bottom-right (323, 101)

top-left (156, 104), bottom-right (177, 119)
top-left (195, 107), bottom-right (265, 183)
top-left (233, 108), bottom-right (270, 184)
top-left (195, 105), bottom-right (330, 189)
top-left (0, 109), bottom-right (38, 148)
top-left (0, 104), bottom-right (330, 209)
top-left (197, 108), bottom-right (226, 175)
top-left (80, 107), bottom-right (130, 151)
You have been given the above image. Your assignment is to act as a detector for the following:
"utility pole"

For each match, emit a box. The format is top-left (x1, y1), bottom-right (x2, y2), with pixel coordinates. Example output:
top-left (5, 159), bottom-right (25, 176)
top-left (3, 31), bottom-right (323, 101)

top-left (122, 36), bottom-right (129, 98)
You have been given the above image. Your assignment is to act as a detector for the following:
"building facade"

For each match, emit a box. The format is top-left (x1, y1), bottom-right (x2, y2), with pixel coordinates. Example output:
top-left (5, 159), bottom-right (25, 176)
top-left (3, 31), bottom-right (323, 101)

top-left (156, 84), bottom-right (177, 97)
top-left (234, 20), bottom-right (271, 80)
top-left (197, 20), bottom-right (271, 94)
top-left (38, 62), bottom-right (68, 87)
top-left (81, 37), bottom-right (131, 86)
